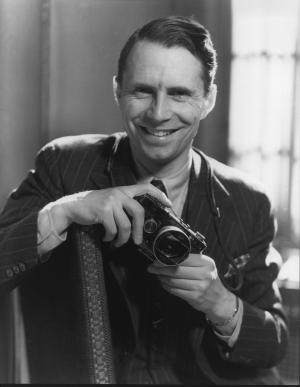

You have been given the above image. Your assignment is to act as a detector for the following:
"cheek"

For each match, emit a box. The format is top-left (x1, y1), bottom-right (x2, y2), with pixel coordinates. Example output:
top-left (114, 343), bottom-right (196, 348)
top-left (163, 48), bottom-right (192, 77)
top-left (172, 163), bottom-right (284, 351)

top-left (175, 101), bottom-right (203, 126)
top-left (177, 112), bottom-right (202, 133)
top-left (121, 99), bottom-right (150, 121)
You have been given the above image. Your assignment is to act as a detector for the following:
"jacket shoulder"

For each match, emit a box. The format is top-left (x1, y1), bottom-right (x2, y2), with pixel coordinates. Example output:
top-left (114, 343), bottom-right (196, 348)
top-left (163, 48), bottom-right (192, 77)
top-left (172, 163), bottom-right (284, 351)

top-left (209, 156), bottom-right (270, 199)
top-left (38, 132), bottom-right (125, 157)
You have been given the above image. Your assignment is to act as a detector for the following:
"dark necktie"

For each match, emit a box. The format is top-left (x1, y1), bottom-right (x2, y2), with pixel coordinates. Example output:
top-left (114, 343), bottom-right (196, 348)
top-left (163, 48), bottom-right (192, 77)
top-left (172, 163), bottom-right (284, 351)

top-left (150, 178), bottom-right (168, 197)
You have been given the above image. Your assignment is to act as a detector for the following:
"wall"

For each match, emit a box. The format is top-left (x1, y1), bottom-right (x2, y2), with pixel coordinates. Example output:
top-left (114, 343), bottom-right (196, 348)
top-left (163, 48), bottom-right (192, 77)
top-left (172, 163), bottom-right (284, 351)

top-left (0, 0), bottom-right (44, 206)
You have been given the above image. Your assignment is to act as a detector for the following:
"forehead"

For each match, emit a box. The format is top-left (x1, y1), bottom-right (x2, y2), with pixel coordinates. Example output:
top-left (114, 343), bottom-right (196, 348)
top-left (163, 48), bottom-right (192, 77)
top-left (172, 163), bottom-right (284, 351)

top-left (123, 41), bottom-right (204, 89)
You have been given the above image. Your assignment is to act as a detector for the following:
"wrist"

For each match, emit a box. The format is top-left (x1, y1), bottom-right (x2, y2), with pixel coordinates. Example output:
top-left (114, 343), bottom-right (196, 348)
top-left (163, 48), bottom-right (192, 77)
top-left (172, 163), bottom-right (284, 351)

top-left (37, 202), bottom-right (70, 254)
top-left (206, 291), bottom-right (237, 323)
top-left (46, 200), bottom-right (72, 233)
top-left (208, 295), bottom-right (240, 336)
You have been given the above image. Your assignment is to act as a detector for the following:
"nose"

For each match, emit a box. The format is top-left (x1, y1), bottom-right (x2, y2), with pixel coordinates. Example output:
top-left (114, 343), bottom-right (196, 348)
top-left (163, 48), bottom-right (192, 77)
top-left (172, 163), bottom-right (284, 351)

top-left (146, 92), bottom-right (172, 123)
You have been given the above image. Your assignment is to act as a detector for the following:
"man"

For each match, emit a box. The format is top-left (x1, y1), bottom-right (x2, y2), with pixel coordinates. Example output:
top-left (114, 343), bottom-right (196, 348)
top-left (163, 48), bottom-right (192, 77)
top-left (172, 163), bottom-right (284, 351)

top-left (0, 15), bottom-right (288, 384)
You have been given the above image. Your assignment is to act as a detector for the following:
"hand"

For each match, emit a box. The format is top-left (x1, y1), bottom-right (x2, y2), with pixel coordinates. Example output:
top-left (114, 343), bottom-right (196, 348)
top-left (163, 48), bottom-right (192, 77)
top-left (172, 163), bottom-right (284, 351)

top-left (50, 183), bottom-right (171, 247)
top-left (147, 253), bottom-right (236, 321)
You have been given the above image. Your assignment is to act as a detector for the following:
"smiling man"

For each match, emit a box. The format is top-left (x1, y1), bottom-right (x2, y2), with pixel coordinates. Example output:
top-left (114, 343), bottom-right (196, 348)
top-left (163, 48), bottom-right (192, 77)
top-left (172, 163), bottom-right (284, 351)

top-left (0, 16), bottom-right (288, 384)
top-left (114, 39), bottom-right (216, 176)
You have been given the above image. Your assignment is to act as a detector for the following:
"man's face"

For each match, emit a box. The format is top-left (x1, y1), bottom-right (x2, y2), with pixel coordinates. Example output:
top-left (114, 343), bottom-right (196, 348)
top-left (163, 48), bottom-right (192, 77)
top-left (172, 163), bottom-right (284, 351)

top-left (115, 41), bottom-right (215, 171)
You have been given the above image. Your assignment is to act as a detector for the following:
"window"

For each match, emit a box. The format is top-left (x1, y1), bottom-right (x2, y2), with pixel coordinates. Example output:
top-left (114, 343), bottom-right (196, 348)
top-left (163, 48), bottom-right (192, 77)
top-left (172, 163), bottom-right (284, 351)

top-left (229, 0), bottom-right (300, 261)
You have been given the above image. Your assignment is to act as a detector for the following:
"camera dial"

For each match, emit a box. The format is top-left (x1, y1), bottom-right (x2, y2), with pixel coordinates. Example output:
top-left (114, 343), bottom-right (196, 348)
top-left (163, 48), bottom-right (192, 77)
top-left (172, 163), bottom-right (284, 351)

top-left (144, 218), bottom-right (158, 234)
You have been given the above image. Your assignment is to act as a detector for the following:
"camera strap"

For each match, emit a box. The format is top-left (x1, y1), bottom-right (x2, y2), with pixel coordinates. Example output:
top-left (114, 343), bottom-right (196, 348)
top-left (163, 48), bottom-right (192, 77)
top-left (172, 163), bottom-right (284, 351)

top-left (195, 150), bottom-right (244, 292)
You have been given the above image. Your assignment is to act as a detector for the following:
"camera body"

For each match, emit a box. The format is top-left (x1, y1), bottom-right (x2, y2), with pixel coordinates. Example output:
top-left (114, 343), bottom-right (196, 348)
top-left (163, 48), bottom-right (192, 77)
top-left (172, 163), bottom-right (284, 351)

top-left (134, 193), bottom-right (207, 266)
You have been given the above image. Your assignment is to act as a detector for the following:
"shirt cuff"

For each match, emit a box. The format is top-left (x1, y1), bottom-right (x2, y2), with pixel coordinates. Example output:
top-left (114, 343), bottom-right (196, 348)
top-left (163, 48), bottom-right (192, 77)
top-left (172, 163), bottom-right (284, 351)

top-left (213, 299), bottom-right (244, 347)
top-left (37, 207), bottom-right (68, 258)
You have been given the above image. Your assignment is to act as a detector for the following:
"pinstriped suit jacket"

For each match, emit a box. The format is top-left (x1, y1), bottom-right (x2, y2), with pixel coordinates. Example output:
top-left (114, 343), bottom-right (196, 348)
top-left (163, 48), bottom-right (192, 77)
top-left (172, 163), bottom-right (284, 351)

top-left (0, 132), bottom-right (288, 384)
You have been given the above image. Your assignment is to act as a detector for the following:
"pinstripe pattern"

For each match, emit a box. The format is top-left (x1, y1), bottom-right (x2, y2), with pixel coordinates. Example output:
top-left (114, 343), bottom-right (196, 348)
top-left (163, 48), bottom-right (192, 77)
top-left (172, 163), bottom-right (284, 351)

top-left (0, 133), bottom-right (288, 384)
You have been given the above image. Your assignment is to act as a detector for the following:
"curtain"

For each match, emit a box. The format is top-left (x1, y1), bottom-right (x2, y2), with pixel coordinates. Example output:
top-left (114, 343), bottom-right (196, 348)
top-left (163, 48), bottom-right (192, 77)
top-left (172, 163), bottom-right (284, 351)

top-left (229, 0), bottom-right (300, 258)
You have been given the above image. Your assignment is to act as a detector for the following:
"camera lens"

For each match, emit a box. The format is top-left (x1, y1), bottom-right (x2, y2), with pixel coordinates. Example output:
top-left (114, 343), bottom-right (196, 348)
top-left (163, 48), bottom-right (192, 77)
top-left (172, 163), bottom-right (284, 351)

top-left (153, 226), bottom-right (190, 265)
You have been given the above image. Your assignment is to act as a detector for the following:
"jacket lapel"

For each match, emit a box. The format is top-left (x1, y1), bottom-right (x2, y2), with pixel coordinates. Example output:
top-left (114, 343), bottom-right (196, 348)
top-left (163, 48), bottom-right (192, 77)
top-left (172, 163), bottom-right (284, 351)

top-left (184, 150), bottom-right (245, 277)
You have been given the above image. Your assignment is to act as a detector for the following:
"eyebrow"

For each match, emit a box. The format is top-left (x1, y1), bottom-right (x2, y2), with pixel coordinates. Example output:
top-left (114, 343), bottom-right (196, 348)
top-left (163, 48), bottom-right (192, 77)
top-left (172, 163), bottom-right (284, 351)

top-left (133, 83), bottom-right (154, 92)
top-left (167, 86), bottom-right (193, 96)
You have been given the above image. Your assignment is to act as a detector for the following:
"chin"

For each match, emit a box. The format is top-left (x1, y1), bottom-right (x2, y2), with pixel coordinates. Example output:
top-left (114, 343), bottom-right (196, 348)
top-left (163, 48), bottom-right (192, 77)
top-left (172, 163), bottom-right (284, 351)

top-left (143, 149), bottom-right (176, 166)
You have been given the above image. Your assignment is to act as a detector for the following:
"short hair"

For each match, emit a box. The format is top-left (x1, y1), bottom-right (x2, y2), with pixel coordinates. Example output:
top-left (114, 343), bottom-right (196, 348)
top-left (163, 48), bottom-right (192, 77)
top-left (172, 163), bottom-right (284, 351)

top-left (117, 15), bottom-right (217, 94)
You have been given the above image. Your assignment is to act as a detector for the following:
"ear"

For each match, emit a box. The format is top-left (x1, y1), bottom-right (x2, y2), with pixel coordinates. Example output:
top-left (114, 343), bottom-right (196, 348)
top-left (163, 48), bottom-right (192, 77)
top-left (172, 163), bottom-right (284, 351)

top-left (201, 83), bottom-right (217, 119)
top-left (112, 75), bottom-right (121, 106)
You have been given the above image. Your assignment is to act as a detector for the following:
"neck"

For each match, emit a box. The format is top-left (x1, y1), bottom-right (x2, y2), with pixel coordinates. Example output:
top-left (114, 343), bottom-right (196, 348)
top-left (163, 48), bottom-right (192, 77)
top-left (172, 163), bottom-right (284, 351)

top-left (132, 149), bottom-right (193, 180)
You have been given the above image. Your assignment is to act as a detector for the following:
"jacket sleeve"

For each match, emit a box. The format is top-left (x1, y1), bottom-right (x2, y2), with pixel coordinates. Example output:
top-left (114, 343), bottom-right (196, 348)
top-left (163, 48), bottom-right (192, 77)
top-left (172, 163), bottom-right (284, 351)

top-left (210, 192), bottom-right (289, 369)
top-left (0, 144), bottom-right (64, 292)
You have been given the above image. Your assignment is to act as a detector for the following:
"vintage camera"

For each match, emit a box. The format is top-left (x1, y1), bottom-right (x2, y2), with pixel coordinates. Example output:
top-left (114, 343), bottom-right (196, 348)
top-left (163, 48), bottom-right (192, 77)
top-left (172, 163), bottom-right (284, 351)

top-left (134, 193), bottom-right (207, 266)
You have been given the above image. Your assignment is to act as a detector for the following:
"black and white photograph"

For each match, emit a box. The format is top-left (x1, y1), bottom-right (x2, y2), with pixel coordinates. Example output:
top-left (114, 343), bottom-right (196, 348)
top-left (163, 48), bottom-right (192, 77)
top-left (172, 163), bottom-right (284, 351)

top-left (0, 0), bottom-right (299, 384)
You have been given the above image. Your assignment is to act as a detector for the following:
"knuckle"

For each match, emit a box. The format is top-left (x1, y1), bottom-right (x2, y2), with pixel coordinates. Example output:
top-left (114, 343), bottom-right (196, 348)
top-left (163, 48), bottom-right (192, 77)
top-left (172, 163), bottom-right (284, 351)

top-left (102, 204), bottom-right (111, 215)
top-left (117, 235), bottom-right (129, 246)
top-left (104, 224), bottom-right (117, 237)
top-left (202, 282), bottom-right (210, 293)
top-left (193, 283), bottom-right (200, 292)
top-left (107, 230), bottom-right (117, 239)
top-left (121, 222), bottom-right (131, 233)
top-left (107, 193), bottom-right (116, 204)
top-left (195, 282), bottom-right (205, 292)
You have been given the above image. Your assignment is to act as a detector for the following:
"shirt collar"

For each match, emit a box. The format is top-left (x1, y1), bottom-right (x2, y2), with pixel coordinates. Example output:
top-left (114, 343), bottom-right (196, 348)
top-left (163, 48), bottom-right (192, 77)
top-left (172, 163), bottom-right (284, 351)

top-left (133, 149), bottom-right (199, 204)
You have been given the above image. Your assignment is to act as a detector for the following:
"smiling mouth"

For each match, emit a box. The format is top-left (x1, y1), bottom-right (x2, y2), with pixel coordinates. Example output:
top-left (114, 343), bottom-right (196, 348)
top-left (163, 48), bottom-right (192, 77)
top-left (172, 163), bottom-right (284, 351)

top-left (139, 126), bottom-right (180, 137)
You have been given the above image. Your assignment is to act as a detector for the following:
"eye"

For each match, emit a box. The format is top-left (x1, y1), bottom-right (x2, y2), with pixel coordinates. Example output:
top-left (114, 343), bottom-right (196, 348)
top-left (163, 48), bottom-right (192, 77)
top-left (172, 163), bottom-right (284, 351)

top-left (134, 86), bottom-right (153, 98)
top-left (169, 89), bottom-right (190, 102)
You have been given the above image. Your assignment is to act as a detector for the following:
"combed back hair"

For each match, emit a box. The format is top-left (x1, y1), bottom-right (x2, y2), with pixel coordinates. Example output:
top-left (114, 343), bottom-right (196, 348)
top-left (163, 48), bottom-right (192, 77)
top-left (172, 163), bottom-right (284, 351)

top-left (117, 15), bottom-right (217, 94)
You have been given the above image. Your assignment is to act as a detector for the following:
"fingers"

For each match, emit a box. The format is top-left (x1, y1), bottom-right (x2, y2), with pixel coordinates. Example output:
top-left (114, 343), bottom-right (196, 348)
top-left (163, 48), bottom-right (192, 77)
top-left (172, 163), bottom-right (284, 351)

top-left (145, 185), bottom-right (172, 207)
top-left (122, 200), bottom-right (145, 245)
top-left (147, 263), bottom-right (212, 281)
top-left (102, 182), bottom-right (171, 246)
top-left (160, 286), bottom-right (199, 305)
top-left (92, 183), bottom-right (172, 247)
top-left (99, 191), bottom-right (145, 246)
top-left (150, 253), bottom-right (214, 269)
top-left (171, 253), bottom-right (214, 267)
top-left (100, 209), bottom-right (118, 242)
top-left (121, 183), bottom-right (172, 207)
top-left (112, 206), bottom-right (132, 247)
top-left (159, 276), bottom-right (206, 292)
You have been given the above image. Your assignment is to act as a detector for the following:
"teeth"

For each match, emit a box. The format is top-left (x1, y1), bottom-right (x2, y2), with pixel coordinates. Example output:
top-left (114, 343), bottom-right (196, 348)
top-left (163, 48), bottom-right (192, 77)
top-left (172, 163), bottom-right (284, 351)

top-left (141, 127), bottom-right (176, 137)
top-left (155, 131), bottom-right (170, 137)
